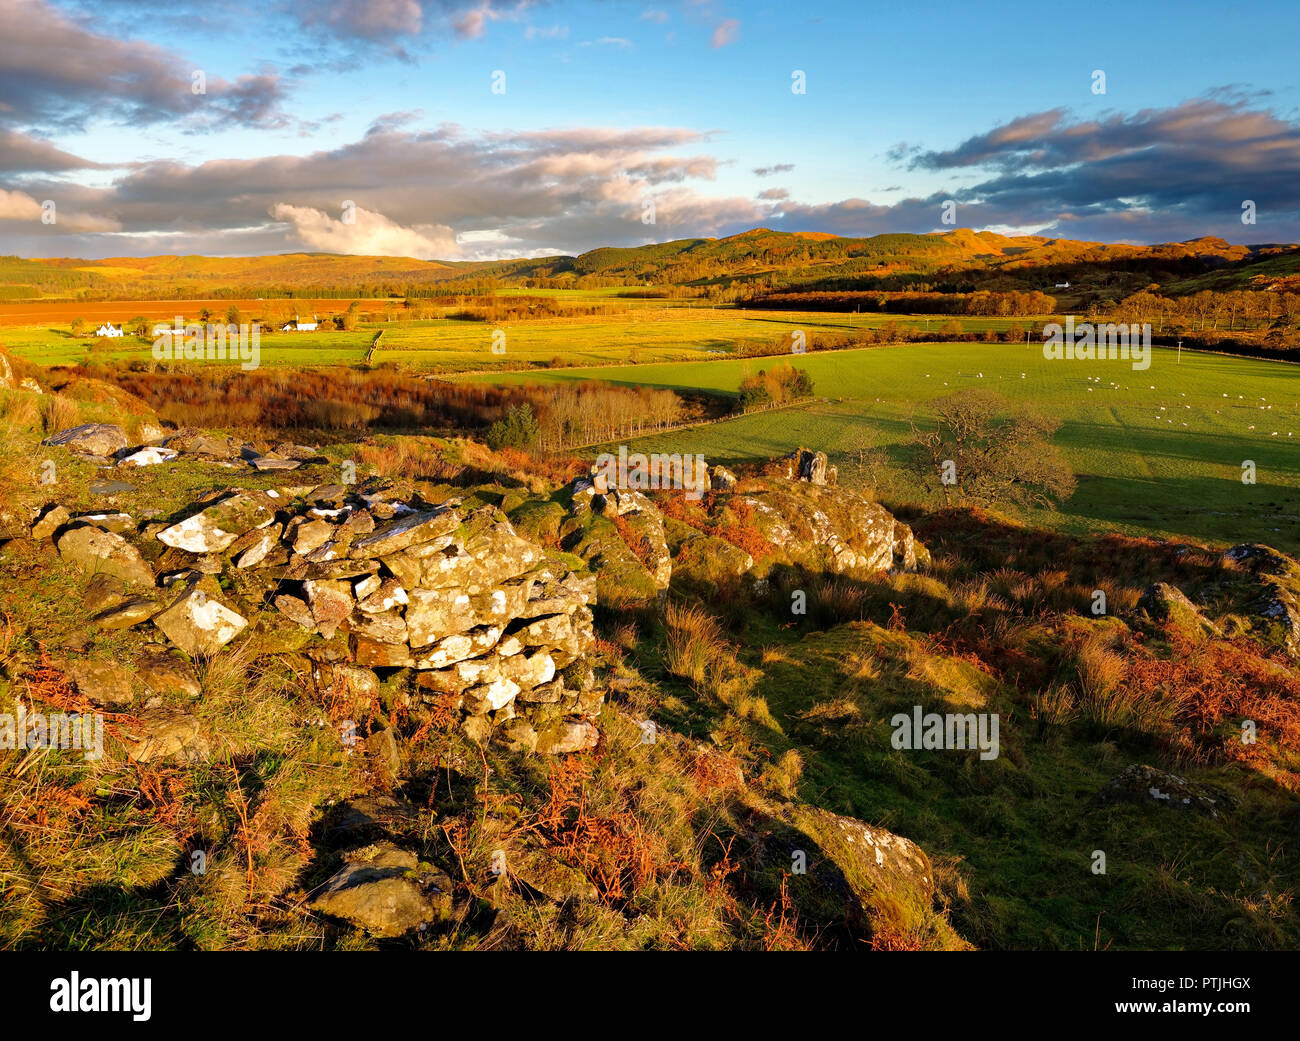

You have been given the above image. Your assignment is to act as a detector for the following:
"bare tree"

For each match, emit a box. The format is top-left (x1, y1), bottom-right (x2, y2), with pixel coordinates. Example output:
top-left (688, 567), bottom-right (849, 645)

top-left (909, 389), bottom-right (1076, 510)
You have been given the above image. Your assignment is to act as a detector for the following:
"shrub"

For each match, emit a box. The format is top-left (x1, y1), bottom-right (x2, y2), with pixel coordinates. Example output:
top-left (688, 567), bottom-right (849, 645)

top-left (486, 403), bottom-right (540, 450)
top-left (664, 602), bottom-right (729, 685)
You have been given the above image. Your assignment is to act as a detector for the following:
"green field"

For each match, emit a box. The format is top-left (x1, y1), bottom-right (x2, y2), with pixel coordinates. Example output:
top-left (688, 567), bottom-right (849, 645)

top-left (469, 342), bottom-right (1300, 552)
top-left (2, 308), bottom-right (1045, 372)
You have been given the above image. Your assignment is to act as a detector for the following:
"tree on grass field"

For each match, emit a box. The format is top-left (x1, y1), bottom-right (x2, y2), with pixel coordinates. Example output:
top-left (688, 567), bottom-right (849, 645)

top-left (487, 402), bottom-right (540, 450)
top-left (738, 362), bottom-right (815, 410)
top-left (909, 388), bottom-right (1076, 510)
top-left (338, 301), bottom-right (362, 331)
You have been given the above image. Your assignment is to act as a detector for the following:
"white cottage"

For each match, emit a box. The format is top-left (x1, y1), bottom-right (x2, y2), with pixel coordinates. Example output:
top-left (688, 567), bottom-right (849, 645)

top-left (281, 315), bottom-right (319, 332)
top-left (95, 323), bottom-right (124, 337)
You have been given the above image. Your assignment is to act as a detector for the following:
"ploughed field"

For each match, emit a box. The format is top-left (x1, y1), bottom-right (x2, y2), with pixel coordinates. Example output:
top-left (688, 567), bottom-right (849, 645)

top-left (468, 342), bottom-right (1300, 554)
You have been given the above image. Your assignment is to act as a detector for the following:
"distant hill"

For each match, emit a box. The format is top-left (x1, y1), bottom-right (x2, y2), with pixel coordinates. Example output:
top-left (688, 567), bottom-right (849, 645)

top-left (0, 252), bottom-right (471, 301)
top-left (3, 229), bottom-right (1296, 302)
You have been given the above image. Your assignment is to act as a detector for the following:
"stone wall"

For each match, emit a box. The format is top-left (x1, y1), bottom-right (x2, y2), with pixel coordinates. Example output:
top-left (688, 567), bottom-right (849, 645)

top-left (25, 424), bottom-right (600, 753)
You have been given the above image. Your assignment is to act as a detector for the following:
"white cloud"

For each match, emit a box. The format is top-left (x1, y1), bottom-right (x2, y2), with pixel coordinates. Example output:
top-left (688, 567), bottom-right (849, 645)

top-left (269, 202), bottom-right (458, 258)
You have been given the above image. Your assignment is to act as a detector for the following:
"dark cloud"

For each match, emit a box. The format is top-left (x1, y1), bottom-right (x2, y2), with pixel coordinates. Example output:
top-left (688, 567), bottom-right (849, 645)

top-left (762, 99), bottom-right (1300, 244)
top-left (753, 163), bottom-right (794, 177)
top-left (0, 0), bottom-right (291, 131)
top-left (1, 122), bottom-right (772, 257)
top-left (0, 129), bottom-right (101, 173)
top-left (902, 99), bottom-right (1300, 240)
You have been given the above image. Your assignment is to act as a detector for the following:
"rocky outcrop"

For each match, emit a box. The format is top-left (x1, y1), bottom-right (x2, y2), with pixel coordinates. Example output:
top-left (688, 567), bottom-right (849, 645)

top-left (733, 482), bottom-right (924, 574)
top-left (563, 447), bottom-right (925, 599)
top-left (736, 801), bottom-right (966, 949)
top-left (28, 467), bottom-right (600, 751)
top-left (1088, 764), bottom-right (1235, 820)
top-left (1222, 543), bottom-right (1300, 657)
top-left (766, 447), bottom-right (837, 486)
top-left (1137, 582), bottom-right (1220, 636)
top-left (38, 422), bottom-right (328, 471)
top-left (0, 348), bottom-right (41, 393)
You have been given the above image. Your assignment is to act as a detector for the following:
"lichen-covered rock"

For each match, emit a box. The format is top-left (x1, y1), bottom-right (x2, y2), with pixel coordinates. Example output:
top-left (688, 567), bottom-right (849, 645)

top-left (308, 841), bottom-right (453, 938)
top-left (121, 708), bottom-right (208, 763)
top-left (43, 423), bottom-right (128, 457)
top-left (737, 802), bottom-right (966, 949)
top-left (55, 658), bottom-right (135, 708)
top-left (1222, 543), bottom-right (1300, 657)
top-left (157, 492), bottom-right (277, 553)
top-left (57, 525), bottom-right (155, 587)
top-left (1089, 764), bottom-right (1235, 820)
top-left (768, 447), bottom-right (830, 485)
top-left (1137, 582), bottom-right (1220, 636)
top-left (535, 719), bottom-right (599, 754)
top-left (738, 481), bottom-right (923, 575)
top-left (135, 646), bottom-right (202, 697)
top-left (151, 587), bottom-right (248, 657)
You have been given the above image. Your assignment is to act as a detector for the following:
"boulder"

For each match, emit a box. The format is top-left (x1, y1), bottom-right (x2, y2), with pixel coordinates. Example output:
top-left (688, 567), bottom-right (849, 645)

top-left (57, 658), bottom-right (135, 708)
top-left (57, 525), bottom-right (155, 587)
top-left (771, 447), bottom-right (829, 485)
top-left (1222, 543), bottom-right (1300, 657)
top-left (157, 492), bottom-right (277, 553)
top-left (1089, 764), bottom-right (1235, 820)
top-left (308, 841), bottom-right (453, 938)
top-left (152, 587), bottom-right (248, 657)
top-left (43, 423), bottom-right (128, 457)
top-left (509, 844), bottom-right (597, 902)
top-left (135, 646), bottom-right (202, 698)
top-left (1137, 582), bottom-right (1220, 636)
top-left (534, 719), bottom-right (599, 754)
top-left (30, 504), bottom-right (70, 541)
top-left (709, 464), bottom-right (738, 492)
top-left (122, 709), bottom-right (207, 763)
top-left (93, 595), bottom-right (160, 630)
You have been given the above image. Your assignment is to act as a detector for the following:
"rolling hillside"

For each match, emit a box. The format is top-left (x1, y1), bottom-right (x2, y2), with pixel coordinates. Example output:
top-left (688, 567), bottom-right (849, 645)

top-left (2, 229), bottom-right (1296, 301)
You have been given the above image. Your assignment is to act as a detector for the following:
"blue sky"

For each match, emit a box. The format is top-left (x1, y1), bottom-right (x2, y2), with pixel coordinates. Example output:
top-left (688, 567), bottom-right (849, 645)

top-left (3, 0), bottom-right (1299, 257)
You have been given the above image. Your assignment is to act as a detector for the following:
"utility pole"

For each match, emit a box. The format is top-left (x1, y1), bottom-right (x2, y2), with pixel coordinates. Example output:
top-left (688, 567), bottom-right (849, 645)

top-left (1177, 339), bottom-right (1182, 365)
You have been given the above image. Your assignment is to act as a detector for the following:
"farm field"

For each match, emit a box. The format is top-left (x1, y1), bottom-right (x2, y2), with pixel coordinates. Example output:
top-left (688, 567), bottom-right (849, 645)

top-left (0, 298), bottom-right (395, 327)
top-left (1, 303), bottom-right (1047, 370)
top-left (468, 342), bottom-right (1300, 552)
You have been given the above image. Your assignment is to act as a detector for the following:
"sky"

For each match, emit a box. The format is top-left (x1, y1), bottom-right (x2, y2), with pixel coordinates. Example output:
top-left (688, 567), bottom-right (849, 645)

top-left (1, 0), bottom-right (1299, 259)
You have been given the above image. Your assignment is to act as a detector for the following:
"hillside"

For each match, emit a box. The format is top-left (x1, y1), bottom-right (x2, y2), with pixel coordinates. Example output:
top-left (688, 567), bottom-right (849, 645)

top-left (1, 401), bottom-right (1297, 951)
top-left (5, 230), bottom-right (1295, 303)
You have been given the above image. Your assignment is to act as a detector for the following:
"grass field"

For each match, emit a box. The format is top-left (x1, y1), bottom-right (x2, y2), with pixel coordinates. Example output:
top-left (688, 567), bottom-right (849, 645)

top-left (1, 303), bottom-right (1048, 371)
top-left (8, 294), bottom-right (1295, 551)
top-left (469, 342), bottom-right (1300, 552)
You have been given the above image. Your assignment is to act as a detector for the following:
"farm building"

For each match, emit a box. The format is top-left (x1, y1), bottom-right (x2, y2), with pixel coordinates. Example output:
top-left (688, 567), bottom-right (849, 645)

top-left (96, 323), bottom-right (124, 337)
top-left (281, 315), bottom-right (319, 332)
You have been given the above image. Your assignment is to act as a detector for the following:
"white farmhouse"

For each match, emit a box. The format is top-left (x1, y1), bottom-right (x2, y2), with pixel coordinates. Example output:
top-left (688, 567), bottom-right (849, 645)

top-left (95, 323), bottom-right (124, 337)
top-left (281, 314), bottom-right (319, 332)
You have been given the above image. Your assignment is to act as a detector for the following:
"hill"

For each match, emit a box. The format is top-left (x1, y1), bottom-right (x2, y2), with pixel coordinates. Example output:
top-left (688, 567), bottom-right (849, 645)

top-left (5, 229), bottom-right (1295, 303)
